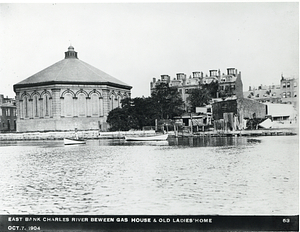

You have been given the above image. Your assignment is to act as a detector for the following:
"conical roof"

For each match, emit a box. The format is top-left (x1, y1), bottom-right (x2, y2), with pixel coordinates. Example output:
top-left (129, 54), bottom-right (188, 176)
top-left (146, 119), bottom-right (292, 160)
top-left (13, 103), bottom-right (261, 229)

top-left (14, 46), bottom-right (132, 90)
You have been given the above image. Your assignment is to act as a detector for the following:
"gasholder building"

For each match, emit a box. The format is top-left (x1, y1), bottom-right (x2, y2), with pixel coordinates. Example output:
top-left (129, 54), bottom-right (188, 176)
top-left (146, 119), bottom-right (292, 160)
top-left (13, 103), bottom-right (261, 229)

top-left (13, 46), bottom-right (132, 132)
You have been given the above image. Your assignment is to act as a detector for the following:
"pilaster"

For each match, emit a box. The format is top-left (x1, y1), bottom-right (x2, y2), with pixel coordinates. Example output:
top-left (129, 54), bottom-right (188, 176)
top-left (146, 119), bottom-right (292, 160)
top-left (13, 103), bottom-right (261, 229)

top-left (51, 88), bottom-right (61, 119)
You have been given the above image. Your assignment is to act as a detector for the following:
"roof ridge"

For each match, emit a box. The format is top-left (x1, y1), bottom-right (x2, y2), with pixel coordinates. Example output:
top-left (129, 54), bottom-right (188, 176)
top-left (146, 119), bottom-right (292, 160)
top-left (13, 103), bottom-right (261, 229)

top-left (54, 59), bottom-right (68, 81)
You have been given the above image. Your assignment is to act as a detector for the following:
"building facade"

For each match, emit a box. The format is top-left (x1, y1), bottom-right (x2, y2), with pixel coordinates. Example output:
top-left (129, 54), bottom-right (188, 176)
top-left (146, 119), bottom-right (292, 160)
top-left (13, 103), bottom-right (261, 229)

top-left (0, 95), bottom-right (17, 132)
top-left (13, 46), bottom-right (132, 132)
top-left (150, 68), bottom-right (243, 110)
top-left (244, 75), bottom-right (298, 107)
top-left (280, 75), bottom-right (298, 106)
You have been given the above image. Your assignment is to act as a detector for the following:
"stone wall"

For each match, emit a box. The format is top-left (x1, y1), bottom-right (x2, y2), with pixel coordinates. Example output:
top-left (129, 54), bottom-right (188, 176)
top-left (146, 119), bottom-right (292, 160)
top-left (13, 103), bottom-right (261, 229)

top-left (17, 117), bottom-right (106, 132)
top-left (0, 130), bottom-right (157, 140)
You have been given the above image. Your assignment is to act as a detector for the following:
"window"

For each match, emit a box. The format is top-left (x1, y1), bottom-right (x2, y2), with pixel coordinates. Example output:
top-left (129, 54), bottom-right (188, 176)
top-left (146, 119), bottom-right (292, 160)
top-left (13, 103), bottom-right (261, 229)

top-left (24, 97), bottom-right (28, 118)
top-left (64, 93), bottom-right (73, 117)
top-left (282, 92), bottom-right (286, 98)
top-left (34, 96), bottom-right (38, 117)
top-left (287, 82), bottom-right (290, 88)
top-left (294, 92), bottom-right (297, 97)
top-left (294, 82), bottom-right (297, 87)
top-left (91, 93), bottom-right (99, 116)
top-left (287, 92), bottom-right (291, 97)
top-left (45, 95), bottom-right (49, 116)
top-left (282, 82), bottom-right (286, 88)
top-left (78, 93), bottom-right (86, 117)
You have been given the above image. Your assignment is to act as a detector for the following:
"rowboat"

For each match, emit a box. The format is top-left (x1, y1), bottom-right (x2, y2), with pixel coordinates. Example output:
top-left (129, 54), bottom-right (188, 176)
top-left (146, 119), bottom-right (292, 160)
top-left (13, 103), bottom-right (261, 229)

top-left (64, 138), bottom-right (86, 145)
top-left (125, 134), bottom-right (168, 141)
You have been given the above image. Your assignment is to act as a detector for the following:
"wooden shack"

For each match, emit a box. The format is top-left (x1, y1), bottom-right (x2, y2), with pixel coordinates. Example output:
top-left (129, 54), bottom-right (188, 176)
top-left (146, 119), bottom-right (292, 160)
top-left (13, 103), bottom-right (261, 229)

top-left (212, 98), bottom-right (267, 130)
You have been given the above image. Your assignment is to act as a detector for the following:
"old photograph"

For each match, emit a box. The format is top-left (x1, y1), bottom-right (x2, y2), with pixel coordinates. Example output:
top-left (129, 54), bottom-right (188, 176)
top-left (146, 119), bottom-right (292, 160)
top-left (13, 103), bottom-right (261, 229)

top-left (0, 2), bottom-right (298, 231)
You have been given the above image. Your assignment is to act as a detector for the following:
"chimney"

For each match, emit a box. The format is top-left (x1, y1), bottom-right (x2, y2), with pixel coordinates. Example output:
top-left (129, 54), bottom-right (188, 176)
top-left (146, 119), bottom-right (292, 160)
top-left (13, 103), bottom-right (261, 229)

top-left (176, 73), bottom-right (185, 80)
top-left (227, 68), bottom-right (235, 76)
top-left (209, 70), bottom-right (218, 77)
top-left (192, 71), bottom-right (201, 78)
top-left (161, 75), bottom-right (170, 83)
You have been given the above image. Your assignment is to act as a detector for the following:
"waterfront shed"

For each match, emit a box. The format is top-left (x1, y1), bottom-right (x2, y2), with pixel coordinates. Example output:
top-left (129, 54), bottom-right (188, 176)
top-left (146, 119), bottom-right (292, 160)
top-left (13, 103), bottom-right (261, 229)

top-left (212, 98), bottom-right (267, 130)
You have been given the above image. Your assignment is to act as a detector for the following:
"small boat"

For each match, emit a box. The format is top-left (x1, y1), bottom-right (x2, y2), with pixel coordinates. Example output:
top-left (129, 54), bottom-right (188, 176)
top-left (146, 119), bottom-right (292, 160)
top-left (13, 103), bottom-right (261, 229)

top-left (125, 134), bottom-right (168, 141)
top-left (64, 138), bottom-right (86, 145)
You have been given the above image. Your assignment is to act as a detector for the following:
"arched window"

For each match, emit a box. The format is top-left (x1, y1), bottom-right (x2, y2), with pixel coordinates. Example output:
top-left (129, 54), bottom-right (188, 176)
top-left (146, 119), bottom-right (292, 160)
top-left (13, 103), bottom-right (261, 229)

top-left (91, 93), bottom-right (99, 117)
top-left (110, 95), bottom-right (114, 110)
top-left (78, 93), bottom-right (86, 117)
top-left (42, 94), bottom-right (51, 117)
top-left (24, 96), bottom-right (29, 118)
top-left (33, 95), bottom-right (39, 117)
top-left (64, 93), bottom-right (73, 117)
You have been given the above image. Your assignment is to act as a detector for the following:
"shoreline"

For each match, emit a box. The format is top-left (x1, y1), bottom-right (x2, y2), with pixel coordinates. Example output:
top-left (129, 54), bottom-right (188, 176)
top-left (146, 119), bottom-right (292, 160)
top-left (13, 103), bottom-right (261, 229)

top-left (0, 128), bottom-right (297, 141)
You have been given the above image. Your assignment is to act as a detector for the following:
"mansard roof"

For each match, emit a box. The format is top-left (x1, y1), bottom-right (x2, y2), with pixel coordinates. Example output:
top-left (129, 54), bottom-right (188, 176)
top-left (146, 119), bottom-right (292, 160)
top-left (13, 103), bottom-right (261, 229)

top-left (14, 46), bottom-right (132, 91)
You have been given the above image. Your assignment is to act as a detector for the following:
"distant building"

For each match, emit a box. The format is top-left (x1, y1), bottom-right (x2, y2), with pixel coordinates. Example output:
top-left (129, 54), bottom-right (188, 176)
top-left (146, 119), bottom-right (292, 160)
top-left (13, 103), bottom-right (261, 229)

top-left (244, 75), bottom-right (298, 107)
top-left (13, 46), bottom-right (132, 132)
top-left (150, 68), bottom-right (243, 110)
top-left (244, 84), bottom-right (282, 104)
top-left (0, 94), bottom-right (17, 132)
top-left (280, 75), bottom-right (298, 107)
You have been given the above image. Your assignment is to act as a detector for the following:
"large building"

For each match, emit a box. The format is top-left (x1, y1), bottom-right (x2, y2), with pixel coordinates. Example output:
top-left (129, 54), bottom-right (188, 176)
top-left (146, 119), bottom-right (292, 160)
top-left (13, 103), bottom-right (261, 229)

top-left (13, 46), bottom-right (132, 132)
top-left (150, 68), bottom-right (243, 110)
top-left (0, 94), bottom-right (17, 132)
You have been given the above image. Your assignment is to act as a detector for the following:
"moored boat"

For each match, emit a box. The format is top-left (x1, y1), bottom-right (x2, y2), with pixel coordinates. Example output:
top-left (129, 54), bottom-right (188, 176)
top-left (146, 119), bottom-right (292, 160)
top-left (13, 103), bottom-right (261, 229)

top-left (64, 138), bottom-right (86, 145)
top-left (125, 134), bottom-right (168, 141)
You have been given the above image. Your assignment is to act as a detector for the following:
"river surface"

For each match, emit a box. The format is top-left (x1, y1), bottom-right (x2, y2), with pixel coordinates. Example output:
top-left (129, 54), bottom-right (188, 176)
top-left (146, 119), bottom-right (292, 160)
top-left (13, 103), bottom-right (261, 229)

top-left (0, 136), bottom-right (298, 215)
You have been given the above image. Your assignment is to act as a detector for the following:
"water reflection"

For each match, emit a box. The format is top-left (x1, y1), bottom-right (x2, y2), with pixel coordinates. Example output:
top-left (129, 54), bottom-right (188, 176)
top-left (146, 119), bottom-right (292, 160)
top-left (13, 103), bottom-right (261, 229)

top-left (168, 136), bottom-right (257, 147)
top-left (0, 136), bottom-right (262, 148)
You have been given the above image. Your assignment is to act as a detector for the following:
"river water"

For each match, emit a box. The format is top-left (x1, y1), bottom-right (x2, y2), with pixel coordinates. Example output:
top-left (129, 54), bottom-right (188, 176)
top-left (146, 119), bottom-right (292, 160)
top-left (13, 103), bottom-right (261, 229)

top-left (0, 136), bottom-right (298, 215)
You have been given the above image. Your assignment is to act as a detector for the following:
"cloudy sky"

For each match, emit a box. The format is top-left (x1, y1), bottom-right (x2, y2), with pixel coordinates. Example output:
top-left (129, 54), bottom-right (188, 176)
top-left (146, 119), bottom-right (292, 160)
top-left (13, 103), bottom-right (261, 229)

top-left (0, 2), bottom-right (298, 98)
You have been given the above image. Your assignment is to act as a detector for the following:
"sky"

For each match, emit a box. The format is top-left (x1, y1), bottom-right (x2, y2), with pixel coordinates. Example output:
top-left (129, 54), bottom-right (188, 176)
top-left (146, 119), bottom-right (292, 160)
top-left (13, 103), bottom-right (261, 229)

top-left (0, 2), bottom-right (299, 98)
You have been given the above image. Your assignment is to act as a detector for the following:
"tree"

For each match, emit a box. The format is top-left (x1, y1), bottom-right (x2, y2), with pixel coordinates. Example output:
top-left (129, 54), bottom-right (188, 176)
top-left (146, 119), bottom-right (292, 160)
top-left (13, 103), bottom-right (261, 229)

top-left (187, 81), bottom-right (220, 111)
top-left (107, 97), bottom-right (160, 131)
top-left (106, 107), bottom-right (136, 131)
top-left (187, 88), bottom-right (211, 110)
top-left (151, 82), bottom-right (185, 119)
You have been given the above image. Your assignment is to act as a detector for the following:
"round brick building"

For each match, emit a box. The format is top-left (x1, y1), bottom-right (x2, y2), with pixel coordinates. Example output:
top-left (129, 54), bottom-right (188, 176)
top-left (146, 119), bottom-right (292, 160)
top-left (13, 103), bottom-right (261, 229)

top-left (13, 46), bottom-right (132, 132)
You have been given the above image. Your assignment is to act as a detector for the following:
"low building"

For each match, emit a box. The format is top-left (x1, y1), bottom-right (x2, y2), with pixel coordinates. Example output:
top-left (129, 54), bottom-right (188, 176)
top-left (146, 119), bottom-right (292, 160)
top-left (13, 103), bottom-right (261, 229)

top-left (0, 94), bottom-right (17, 132)
top-left (265, 103), bottom-right (297, 122)
top-left (212, 98), bottom-right (267, 130)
